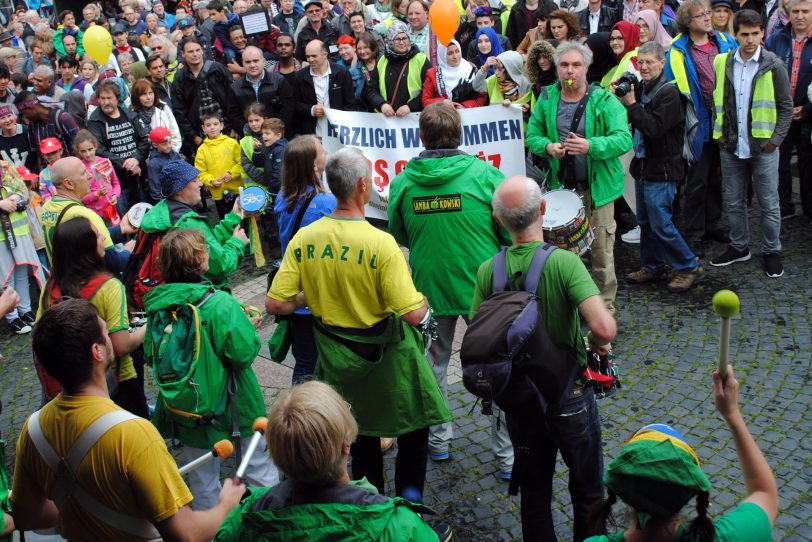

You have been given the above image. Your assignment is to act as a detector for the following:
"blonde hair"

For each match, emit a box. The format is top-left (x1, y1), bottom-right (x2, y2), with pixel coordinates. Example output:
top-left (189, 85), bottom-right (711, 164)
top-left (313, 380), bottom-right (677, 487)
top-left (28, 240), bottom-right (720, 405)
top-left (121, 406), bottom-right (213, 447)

top-left (267, 381), bottom-right (358, 486)
top-left (157, 228), bottom-right (208, 283)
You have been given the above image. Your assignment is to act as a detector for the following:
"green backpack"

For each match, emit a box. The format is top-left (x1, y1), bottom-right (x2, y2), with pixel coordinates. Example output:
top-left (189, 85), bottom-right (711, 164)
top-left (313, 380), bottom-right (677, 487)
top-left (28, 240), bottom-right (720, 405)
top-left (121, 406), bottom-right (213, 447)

top-left (150, 289), bottom-right (230, 428)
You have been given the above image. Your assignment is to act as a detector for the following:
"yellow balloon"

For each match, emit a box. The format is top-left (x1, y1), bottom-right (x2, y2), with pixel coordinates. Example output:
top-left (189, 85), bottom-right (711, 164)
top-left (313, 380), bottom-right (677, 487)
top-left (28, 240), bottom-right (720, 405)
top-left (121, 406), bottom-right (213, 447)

top-left (429, 0), bottom-right (460, 46)
top-left (84, 26), bottom-right (113, 65)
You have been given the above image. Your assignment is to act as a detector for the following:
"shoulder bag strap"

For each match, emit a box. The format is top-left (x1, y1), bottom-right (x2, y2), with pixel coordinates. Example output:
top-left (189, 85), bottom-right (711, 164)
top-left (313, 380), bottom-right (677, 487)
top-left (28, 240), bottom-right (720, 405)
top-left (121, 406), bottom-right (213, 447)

top-left (292, 190), bottom-right (318, 237)
top-left (388, 61), bottom-right (410, 108)
top-left (523, 243), bottom-right (556, 293)
top-left (55, 202), bottom-right (79, 228)
top-left (568, 85), bottom-right (593, 137)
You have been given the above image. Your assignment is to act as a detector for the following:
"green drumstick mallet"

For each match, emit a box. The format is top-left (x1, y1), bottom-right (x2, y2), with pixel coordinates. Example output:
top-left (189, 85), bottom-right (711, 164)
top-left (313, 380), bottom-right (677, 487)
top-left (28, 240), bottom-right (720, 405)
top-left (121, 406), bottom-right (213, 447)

top-left (712, 289), bottom-right (740, 379)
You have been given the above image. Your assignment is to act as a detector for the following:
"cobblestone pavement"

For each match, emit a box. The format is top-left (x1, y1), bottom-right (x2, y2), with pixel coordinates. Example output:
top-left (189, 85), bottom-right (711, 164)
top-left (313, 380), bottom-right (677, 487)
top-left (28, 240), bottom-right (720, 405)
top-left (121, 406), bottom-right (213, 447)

top-left (1, 205), bottom-right (810, 541)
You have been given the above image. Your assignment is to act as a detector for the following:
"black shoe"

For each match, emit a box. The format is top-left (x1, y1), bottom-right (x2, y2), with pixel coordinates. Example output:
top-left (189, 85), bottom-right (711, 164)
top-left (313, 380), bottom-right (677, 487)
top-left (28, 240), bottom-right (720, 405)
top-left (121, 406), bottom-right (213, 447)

top-left (710, 246), bottom-right (751, 267)
top-left (7, 317), bottom-right (32, 335)
top-left (432, 522), bottom-right (453, 542)
top-left (764, 253), bottom-right (784, 278)
top-left (20, 311), bottom-right (36, 325)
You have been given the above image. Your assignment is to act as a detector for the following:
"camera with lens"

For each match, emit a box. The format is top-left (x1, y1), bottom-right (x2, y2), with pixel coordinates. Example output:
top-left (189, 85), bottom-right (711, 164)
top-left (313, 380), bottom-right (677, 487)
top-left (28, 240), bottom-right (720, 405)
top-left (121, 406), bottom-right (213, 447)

top-left (614, 72), bottom-right (640, 98)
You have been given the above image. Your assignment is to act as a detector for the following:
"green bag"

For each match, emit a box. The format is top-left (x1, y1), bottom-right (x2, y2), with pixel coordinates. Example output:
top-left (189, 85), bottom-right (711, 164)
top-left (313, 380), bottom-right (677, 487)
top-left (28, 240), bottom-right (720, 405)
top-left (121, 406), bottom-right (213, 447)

top-left (268, 317), bottom-right (292, 362)
top-left (150, 290), bottom-right (228, 427)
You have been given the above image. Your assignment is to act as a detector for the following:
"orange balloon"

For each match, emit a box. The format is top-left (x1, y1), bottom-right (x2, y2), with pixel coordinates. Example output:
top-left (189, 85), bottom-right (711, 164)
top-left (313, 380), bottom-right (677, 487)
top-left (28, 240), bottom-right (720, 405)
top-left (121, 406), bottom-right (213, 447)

top-left (429, 0), bottom-right (460, 46)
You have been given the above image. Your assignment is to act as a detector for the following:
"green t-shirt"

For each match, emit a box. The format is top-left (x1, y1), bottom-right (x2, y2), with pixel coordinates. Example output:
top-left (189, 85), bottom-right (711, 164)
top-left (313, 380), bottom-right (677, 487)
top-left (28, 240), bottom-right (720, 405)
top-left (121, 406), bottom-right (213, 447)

top-left (585, 502), bottom-right (771, 542)
top-left (470, 241), bottom-right (599, 364)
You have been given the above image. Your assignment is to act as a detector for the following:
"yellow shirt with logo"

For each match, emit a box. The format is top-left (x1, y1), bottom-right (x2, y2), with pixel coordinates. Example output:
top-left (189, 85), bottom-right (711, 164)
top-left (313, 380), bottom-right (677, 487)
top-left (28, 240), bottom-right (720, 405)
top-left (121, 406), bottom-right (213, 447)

top-left (11, 395), bottom-right (192, 541)
top-left (268, 217), bottom-right (424, 328)
top-left (40, 197), bottom-right (114, 263)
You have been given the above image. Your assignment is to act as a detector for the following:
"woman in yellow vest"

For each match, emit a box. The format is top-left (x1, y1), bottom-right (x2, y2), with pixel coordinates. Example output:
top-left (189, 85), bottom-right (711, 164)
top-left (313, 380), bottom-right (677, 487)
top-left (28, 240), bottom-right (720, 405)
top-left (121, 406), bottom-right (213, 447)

top-left (362, 20), bottom-right (431, 116)
top-left (472, 50), bottom-right (533, 112)
top-left (602, 21), bottom-right (641, 89)
top-left (0, 161), bottom-right (45, 334)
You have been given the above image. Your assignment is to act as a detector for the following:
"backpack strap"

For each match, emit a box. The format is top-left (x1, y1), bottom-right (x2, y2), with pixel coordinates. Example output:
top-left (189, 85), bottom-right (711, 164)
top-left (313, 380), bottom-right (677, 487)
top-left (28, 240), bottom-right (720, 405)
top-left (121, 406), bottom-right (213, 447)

top-left (492, 248), bottom-right (508, 293)
top-left (523, 243), bottom-right (556, 293)
top-left (27, 410), bottom-right (161, 540)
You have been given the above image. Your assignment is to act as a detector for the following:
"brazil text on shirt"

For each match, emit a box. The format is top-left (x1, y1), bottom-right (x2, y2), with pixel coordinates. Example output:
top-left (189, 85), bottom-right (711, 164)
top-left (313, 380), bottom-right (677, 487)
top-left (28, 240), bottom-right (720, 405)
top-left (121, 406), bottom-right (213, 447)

top-left (293, 242), bottom-right (381, 269)
top-left (326, 119), bottom-right (522, 149)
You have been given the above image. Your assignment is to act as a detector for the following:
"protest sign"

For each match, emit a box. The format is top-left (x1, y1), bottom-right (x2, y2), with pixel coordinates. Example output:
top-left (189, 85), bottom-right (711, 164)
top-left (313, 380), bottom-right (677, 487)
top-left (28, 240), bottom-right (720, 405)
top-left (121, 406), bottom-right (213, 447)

top-left (319, 105), bottom-right (525, 219)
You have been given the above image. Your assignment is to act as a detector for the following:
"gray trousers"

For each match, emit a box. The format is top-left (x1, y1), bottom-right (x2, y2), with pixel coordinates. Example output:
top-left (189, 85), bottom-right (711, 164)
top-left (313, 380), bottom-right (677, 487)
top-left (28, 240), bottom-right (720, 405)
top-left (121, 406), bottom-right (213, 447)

top-left (428, 315), bottom-right (514, 471)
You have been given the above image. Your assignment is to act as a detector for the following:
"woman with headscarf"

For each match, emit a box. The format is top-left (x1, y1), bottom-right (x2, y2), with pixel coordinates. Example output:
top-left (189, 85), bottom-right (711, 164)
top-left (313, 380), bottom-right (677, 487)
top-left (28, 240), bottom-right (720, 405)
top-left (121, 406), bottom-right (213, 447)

top-left (602, 20), bottom-right (640, 89)
top-left (635, 9), bottom-right (672, 51)
top-left (473, 27), bottom-right (504, 73)
top-left (362, 20), bottom-right (431, 116)
top-left (473, 50), bottom-right (533, 113)
top-left (524, 40), bottom-right (557, 99)
top-left (422, 39), bottom-right (486, 108)
top-left (586, 368), bottom-right (777, 542)
top-left (585, 32), bottom-right (615, 85)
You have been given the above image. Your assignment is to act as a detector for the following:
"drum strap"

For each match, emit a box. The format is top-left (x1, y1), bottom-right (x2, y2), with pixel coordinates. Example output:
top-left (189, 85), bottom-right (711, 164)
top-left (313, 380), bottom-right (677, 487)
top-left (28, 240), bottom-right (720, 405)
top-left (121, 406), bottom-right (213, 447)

top-left (560, 86), bottom-right (592, 189)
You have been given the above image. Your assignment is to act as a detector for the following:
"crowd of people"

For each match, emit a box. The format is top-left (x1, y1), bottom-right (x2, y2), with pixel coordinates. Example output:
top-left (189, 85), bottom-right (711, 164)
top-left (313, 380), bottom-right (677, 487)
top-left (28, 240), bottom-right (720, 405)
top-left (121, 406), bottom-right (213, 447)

top-left (0, 0), bottom-right (802, 538)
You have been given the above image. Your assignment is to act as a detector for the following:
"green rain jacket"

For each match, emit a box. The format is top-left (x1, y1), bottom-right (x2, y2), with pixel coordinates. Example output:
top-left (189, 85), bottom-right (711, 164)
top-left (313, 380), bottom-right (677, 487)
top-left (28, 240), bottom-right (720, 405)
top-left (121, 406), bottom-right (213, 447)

top-left (140, 200), bottom-right (245, 290)
top-left (144, 282), bottom-right (265, 449)
top-left (388, 150), bottom-right (512, 316)
top-left (526, 84), bottom-right (632, 208)
top-left (214, 480), bottom-right (440, 542)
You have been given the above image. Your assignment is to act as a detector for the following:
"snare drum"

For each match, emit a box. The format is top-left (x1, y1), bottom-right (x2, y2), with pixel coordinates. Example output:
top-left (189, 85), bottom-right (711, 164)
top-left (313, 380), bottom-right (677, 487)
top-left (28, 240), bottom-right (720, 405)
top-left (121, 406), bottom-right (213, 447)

top-left (542, 189), bottom-right (594, 256)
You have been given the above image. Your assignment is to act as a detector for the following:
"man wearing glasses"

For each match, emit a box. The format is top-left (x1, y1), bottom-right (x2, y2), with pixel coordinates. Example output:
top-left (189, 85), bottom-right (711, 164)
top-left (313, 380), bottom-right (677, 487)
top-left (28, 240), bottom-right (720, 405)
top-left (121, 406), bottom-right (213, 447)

top-left (295, 0), bottom-right (340, 62)
top-left (665, 0), bottom-right (737, 259)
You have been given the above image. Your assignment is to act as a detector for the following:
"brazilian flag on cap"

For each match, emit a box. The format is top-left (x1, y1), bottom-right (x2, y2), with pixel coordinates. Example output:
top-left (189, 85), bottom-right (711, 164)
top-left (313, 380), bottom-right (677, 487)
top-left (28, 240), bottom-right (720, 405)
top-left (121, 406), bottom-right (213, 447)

top-left (604, 424), bottom-right (711, 521)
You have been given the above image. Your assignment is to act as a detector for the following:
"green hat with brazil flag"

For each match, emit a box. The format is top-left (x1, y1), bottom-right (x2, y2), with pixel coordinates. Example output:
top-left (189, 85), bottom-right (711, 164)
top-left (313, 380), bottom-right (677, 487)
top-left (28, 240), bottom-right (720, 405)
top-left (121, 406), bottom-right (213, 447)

top-left (604, 424), bottom-right (712, 522)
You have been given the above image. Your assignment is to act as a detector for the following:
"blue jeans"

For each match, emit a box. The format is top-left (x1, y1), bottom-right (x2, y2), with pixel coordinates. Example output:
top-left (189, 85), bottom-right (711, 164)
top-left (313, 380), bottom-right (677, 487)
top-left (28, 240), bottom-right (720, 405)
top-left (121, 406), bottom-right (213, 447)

top-left (506, 387), bottom-right (604, 542)
top-left (720, 148), bottom-right (781, 254)
top-left (290, 313), bottom-right (318, 384)
top-left (636, 180), bottom-right (697, 273)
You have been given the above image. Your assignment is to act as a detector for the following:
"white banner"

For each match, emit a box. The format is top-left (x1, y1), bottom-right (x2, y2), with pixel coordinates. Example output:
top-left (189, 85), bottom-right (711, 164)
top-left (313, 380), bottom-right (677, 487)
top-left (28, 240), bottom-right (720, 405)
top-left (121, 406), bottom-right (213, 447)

top-left (319, 105), bottom-right (526, 220)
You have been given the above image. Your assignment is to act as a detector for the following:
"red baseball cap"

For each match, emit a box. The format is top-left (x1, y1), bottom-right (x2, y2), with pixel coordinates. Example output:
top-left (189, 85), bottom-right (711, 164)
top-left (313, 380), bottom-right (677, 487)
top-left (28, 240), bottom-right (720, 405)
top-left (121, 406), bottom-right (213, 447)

top-left (39, 137), bottom-right (62, 155)
top-left (16, 166), bottom-right (38, 181)
top-left (150, 127), bottom-right (172, 145)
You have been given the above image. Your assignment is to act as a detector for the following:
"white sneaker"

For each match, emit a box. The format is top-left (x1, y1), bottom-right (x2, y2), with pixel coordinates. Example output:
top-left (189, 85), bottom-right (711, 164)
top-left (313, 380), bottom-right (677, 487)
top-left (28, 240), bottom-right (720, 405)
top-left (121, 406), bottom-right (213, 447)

top-left (621, 226), bottom-right (641, 244)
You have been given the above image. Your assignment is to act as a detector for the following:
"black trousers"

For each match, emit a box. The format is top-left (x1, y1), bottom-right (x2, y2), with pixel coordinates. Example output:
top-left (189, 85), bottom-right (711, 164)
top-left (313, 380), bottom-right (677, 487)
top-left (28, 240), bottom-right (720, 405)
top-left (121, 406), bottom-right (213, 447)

top-left (350, 426), bottom-right (429, 498)
top-left (679, 141), bottom-right (724, 254)
top-left (777, 120), bottom-right (812, 216)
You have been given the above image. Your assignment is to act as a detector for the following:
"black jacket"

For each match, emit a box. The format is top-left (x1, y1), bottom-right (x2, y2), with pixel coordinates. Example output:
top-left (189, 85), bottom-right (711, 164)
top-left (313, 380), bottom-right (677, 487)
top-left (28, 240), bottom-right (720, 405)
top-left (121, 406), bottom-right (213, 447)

top-left (86, 106), bottom-right (151, 175)
top-left (362, 47), bottom-right (431, 112)
top-left (293, 62), bottom-right (356, 136)
top-left (295, 22), bottom-right (340, 62)
top-left (577, 5), bottom-right (619, 35)
top-left (171, 60), bottom-right (233, 141)
top-left (626, 73), bottom-right (685, 182)
top-left (227, 69), bottom-right (295, 139)
top-left (505, 0), bottom-right (557, 50)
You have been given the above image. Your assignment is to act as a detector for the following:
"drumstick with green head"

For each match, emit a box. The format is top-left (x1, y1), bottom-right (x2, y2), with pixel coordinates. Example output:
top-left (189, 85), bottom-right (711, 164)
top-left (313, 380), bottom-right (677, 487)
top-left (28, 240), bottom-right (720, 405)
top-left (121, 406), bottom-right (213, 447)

top-left (712, 290), bottom-right (740, 380)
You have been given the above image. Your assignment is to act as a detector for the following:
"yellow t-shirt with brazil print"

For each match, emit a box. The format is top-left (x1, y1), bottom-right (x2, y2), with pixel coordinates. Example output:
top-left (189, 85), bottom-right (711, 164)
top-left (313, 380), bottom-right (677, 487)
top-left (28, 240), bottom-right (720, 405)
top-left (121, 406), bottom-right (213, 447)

top-left (41, 197), bottom-right (114, 263)
top-left (37, 278), bottom-right (137, 382)
top-left (269, 217), bottom-right (424, 329)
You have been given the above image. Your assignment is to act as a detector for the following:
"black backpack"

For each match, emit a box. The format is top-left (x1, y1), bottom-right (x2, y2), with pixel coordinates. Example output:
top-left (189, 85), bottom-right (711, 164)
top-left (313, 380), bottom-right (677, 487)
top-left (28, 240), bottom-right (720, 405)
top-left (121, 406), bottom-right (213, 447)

top-left (461, 243), bottom-right (581, 419)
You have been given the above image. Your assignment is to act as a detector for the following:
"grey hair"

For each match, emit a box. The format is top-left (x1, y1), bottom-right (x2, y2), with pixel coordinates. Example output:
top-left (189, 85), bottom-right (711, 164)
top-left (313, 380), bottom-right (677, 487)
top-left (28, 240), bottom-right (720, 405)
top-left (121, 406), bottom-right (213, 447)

top-left (493, 177), bottom-right (543, 232)
top-left (25, 9), bottom-right (39, 22)
top-left (638, 41), bottom-right (665, 60)
top-left (117, 52), bottom-right (134, 64)
top-left (553, 41), bottom-right (593, 67)
top-left (33, 65), bottom-right (55, 82)
top-left (785, 0), bottom-right (810, 6)
top-left (325, 147), bottom-right (371, 201)
top-left (149, 35), bottom-right (177, 63)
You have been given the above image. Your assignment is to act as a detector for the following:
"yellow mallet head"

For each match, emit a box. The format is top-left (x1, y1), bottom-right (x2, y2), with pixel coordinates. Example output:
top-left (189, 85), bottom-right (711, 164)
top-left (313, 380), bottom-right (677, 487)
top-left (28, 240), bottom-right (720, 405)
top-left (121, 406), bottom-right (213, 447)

top-left (712, 289), bottom-right (740, 319)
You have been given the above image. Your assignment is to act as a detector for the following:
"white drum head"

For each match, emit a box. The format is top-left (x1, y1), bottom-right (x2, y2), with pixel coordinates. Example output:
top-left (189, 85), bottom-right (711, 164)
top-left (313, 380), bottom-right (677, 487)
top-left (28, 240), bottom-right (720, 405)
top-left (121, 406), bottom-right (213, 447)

top-left (127, 202), bottom-right (153, 228)
top-left (542, 189), bottom-right (583, 229)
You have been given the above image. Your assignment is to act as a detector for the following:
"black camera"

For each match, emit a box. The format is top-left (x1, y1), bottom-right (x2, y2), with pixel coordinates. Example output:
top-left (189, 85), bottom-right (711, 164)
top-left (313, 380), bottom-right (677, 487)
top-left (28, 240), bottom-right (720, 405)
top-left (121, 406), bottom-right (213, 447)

top-left (615, 72), bottom-right (640, 98)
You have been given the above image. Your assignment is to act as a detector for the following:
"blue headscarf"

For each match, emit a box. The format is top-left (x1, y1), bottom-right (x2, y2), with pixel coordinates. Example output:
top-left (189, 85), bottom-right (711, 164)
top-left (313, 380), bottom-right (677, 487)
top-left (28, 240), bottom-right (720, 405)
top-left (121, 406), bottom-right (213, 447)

top-left (475, 27), bottom-right (504, 76)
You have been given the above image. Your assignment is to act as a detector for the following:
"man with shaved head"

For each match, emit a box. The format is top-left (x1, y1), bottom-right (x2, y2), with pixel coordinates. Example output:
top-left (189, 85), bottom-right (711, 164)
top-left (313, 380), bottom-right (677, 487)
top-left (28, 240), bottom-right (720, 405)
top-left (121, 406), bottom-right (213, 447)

top-left (227, 45), bottom-right (294, 138)
top-left (469, 176), bottom-right (616, 541)
top-left (293, 40), bottom-right (355, 136)
top-left (40, 157), bottom-right (137, 272)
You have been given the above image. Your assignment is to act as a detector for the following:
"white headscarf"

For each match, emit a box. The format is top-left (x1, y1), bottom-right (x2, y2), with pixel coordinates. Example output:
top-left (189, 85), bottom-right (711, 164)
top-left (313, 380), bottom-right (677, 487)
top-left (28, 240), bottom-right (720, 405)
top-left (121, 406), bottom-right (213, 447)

top-left (435, 39), bottom-right (475, 98)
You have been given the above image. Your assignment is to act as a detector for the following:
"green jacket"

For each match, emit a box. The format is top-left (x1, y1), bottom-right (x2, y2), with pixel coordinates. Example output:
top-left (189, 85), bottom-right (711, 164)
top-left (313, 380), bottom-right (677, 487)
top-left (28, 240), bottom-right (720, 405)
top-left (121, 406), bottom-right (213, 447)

top-left (526, 84), bottom-right (632, 208)
top-left (388, 151), bottom-right (511, 316)
top-left (144, 282), bottom-right (265, 449)
top-left (214, 480), bottom-right (440, 542)
top-left (140, 199), bottom-right (245, 289)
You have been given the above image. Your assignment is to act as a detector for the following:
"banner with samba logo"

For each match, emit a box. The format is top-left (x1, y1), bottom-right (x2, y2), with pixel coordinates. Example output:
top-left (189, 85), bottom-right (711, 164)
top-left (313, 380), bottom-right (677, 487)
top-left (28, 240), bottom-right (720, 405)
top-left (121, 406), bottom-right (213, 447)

top-left (319, 105), bottom-right (526, 220)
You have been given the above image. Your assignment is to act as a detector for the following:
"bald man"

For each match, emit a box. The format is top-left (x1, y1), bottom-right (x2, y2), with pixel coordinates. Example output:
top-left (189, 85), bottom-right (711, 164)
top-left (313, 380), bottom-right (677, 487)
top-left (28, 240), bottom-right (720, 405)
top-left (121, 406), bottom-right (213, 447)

top-left (227, 46), bottom-right (294, 138)
top-left (293, 40), bottom-right (355, 136)
top-left (40, 157), bottom-right (137, 272)
top-left (469, 176), bottom-right (616, 541)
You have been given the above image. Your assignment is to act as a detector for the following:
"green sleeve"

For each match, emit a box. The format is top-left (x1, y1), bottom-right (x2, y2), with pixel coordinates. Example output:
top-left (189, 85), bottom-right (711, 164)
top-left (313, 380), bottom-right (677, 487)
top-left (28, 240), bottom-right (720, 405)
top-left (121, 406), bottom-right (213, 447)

top-left (387, 175), bottom-right (409, 248)
top-left (199, 217), bottom-right (245, 285)
top-left (213, 295), bottom-right (261, 370)
top-left (211, 211), bottom-right (241, 245)
top-left (587, 95), bottom-right (633, 161)
top-left (712, 502), bottom-right (772, 542)
top-left (526, 97), bottom-right (554, 158)
top-left (469, 259), bottom-right (493, 319)
top-left (559, 251), bottom-right (601, 306)
top-left (485, 169), bottom-right (512, 246)
top-left (379, 506), bottom-right (446, 542)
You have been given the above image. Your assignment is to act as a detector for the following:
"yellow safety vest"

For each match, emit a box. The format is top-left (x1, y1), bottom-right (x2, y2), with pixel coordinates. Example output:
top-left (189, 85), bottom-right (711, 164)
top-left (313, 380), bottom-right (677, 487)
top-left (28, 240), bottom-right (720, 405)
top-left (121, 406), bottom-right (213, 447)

top-left (667, 32), bottom-right (735, 97)
top-left (601, 48), bottom-right (638, 90)
top-left (711, 52), bottom-right (777, 140)
top-left (0, 177), bottom-right (30, 243)
top-left (377, 53), bottom-right (427, 105)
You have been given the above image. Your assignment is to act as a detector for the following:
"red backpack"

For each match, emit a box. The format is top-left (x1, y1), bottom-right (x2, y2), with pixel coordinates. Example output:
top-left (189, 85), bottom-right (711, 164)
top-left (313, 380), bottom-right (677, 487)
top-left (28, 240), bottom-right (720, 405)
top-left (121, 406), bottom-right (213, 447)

top-left (122, 231), bottom-right (163, 311)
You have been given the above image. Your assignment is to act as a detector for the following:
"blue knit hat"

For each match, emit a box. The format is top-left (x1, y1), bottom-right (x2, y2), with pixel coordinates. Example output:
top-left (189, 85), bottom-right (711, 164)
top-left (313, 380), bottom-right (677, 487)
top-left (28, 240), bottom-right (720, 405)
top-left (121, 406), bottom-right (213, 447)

top-left (160, 160), bottom-right (200, 197)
